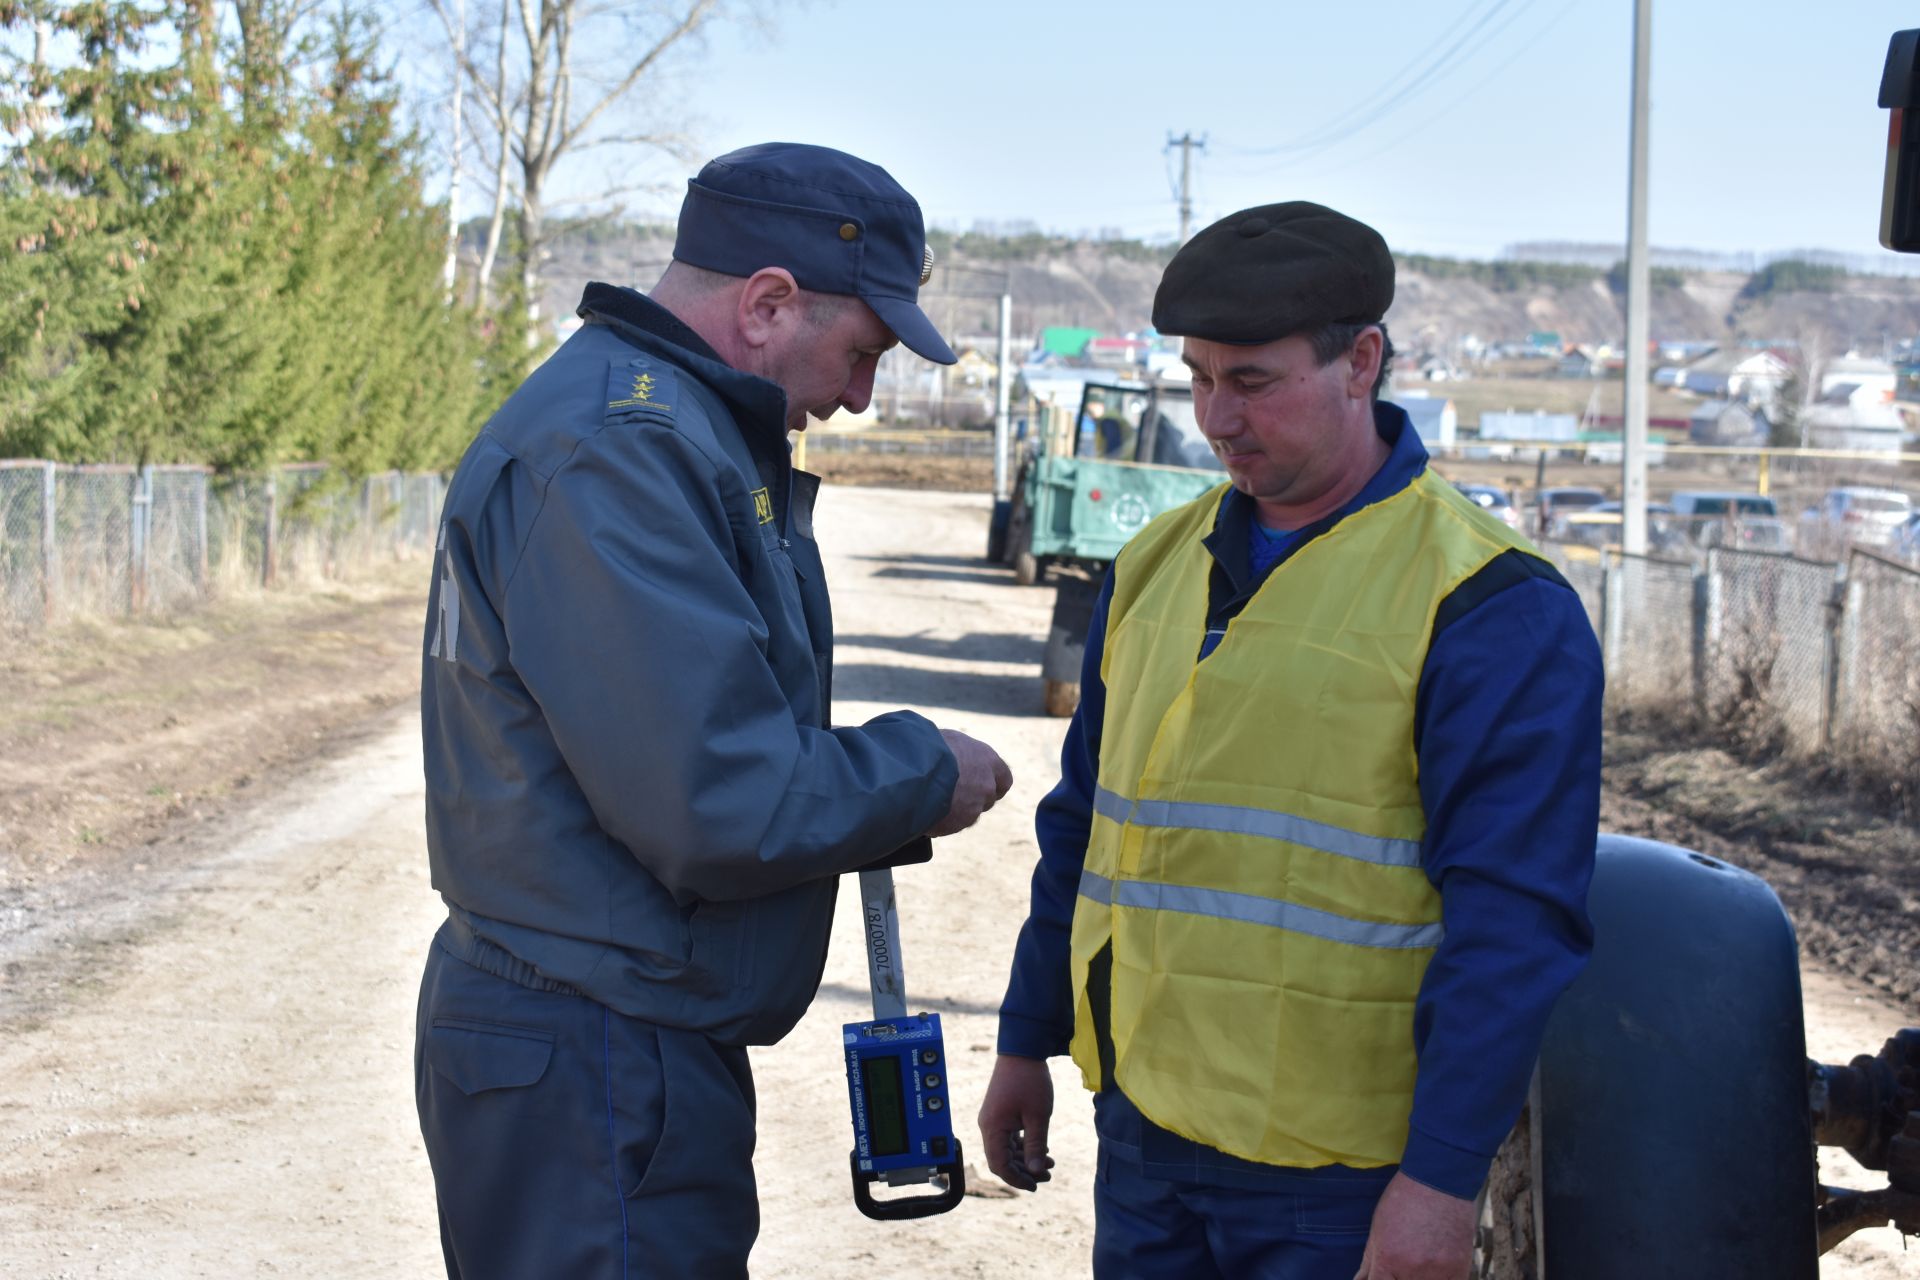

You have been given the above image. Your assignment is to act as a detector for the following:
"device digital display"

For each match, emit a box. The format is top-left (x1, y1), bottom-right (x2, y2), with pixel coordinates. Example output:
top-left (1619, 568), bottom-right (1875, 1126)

top-left (861, 1055), bottom-right (909, 1157)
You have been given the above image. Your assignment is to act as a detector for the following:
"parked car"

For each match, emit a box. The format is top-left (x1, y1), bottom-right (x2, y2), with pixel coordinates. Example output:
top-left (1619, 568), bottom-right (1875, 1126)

top-left (1797, 486), bottom-right (1913, 556)
top-left (1668, 491), bottom-right (1791, 552)
top-left (1532, 486), bottom-right (1607, 537)
top-left (1454, 482), bottom-right (1523, 531)
top-left (1894, 511), bottom-right (1920, 560)
top-left (1551, 501), bottom-right (1686, 555)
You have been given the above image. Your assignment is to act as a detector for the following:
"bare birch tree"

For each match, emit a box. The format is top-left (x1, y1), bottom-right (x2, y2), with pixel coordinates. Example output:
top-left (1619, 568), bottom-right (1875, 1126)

top-left (442, 0), bottom-right (465, 301)
top-left (1, 0), bottom-right (61, 145)
top-left (431, 0), bottom-right (728, 336)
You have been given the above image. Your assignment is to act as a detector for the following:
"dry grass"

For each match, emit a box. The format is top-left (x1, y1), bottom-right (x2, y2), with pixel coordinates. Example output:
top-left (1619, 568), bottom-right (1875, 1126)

top-left (0, 557), bottom-right (428, 875)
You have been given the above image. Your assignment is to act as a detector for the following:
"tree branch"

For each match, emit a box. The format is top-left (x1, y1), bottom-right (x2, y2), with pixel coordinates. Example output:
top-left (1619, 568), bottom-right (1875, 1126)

top-left (566, 129), bottom-right (693, 154)
top-left (559, 0), bottom-right (716, 154)
top-left (514, 0), bottom-right (541, 55)
top-left (558, 178), bottom-right (683, 205)
top-left (426, 0), bottom-right (504, 120)
top-left (541, 2), bottom-right (570, 174)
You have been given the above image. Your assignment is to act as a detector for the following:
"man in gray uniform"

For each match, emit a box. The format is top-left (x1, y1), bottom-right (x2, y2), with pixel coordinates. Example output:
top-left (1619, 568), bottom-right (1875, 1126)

top-left (415, 142), bottom-right (1012, 1279)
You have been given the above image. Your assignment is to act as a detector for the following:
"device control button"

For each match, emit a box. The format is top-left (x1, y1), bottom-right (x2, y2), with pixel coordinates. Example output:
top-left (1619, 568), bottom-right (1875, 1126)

top-left (927, 1096), bottom-right (944, 1112)
top-left (921, 1049), bottom-right (939, 1065)
top-left (924, 1073), bottom-right (942, 1088)
top-left (930, 1135), bottom-right (949, 1157)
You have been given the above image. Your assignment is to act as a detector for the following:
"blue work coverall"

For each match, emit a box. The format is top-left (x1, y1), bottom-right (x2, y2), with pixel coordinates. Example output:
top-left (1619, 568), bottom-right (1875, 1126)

top-left (415, 283), bottom-right (957, 1279)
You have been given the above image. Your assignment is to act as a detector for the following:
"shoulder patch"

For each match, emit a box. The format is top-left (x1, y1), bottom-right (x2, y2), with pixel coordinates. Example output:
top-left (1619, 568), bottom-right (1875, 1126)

top-left (605, 359), bottom-right (677, 424)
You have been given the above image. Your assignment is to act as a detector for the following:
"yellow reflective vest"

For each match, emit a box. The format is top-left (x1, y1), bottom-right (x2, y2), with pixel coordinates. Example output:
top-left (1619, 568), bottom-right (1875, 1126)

top-left (1068, 470), bottom-right (1542, 1169)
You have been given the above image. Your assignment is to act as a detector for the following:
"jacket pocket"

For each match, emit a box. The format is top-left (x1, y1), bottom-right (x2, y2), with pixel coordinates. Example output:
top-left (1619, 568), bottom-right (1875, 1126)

top-left (425, 1016), bottom-right (555, 1095)
top-left (685, 897), bottom-right (754, 993)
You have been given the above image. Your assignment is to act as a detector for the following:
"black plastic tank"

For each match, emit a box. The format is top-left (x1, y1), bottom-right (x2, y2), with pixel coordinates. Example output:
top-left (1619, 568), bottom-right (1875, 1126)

top-left (1537, 834), bottom-right (1818, 1278)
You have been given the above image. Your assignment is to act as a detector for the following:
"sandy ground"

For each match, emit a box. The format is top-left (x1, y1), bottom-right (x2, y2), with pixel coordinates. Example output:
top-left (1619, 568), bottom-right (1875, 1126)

top-left (0, 485), bottom-right (1914, 1277)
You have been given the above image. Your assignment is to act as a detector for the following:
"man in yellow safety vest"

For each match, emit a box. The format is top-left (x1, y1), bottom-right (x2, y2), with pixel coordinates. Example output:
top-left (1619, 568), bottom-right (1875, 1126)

top-left (978, 202), bottom-right (1603, 1280)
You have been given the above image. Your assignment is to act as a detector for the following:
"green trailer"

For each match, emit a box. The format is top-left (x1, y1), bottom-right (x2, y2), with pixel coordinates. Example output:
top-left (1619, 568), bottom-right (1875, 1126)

top-left (989, 376), bottom-right (1223, 714)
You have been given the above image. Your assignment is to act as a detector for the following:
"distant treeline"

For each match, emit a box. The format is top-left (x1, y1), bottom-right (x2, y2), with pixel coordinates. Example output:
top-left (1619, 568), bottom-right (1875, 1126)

top-left (1396, 253), bottom-right (1694, 293)
top-left (1, 3), bottom-right (521, 472)
top-left (1741, 259), bottom-right (1848, 297)
top-left (925, 228), bottom-right (1175, 267)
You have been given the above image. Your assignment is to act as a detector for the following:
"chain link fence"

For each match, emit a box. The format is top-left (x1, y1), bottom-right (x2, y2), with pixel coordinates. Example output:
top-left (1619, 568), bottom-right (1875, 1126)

top-left (1601, 552), bottom-right (1697, 717)
top-left (0, 460), bottom-right (444, 633)
top-left (52, 466), bottom-right (135, 620)
top-left (1704, 549), bottom-right (1839, 752)
top-left (802, 429), bottom-right (997, 458)
top-left (1833, 550), bottom-right (1920, 793)
top-left (1543, 538), bottom-right (1920, 801)
top-left (1, 464), bottom-right (49, 625)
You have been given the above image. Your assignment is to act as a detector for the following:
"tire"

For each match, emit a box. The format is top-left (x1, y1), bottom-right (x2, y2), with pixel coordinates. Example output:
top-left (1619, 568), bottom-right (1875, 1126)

top-left (1000, 468), bottom-right (1031, 567)
top-left (985, 498), bottom-right (1011, 563)
top-left (1008, 495), bottom-right (1045, 585)
top-left (1043, 678), bottom-right (1080, 718)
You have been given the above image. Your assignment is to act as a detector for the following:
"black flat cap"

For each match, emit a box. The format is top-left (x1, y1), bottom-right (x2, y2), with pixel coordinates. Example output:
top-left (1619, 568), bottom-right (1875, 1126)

top-left (1152, 201), bottom-right (1393, 343)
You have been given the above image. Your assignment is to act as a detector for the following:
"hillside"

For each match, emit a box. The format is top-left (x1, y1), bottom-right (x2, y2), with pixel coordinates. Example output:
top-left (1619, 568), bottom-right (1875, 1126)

top-left (519, 223), bottom-right (1920, 353)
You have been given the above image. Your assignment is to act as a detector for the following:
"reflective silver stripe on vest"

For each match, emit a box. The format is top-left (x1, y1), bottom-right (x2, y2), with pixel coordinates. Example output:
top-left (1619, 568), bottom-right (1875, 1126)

top-left (1078, 869), bottom-right (1442, 951)
top-left (1092, 785), bottom-right (1134, 827)
top-left (1092, 786), bottom-right (1421, 869)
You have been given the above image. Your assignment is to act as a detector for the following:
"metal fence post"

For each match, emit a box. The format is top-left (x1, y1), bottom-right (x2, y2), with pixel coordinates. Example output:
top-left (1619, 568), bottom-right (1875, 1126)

top-left (1600, 551), bottom-right (1623, 683)
top-left (129, 464), bottom-right (152, 615)
top-left (40, 461), bottom-right (57, 626)
top-left (1820, 560), bottom-right (1848, 748)
top-left (1703, 550), bottom-right (1725, 717)
top-left (359, 475), bottom-right (374, 567)
top-left (1690, 563), bottom-right (1709, 724)
top-left (382, 473), bottom-right (396, 556)
top-left (1831, 556), bottom-right (1864, 749)
top-left (262, 472), bottom-right (278, 587)
top-left (194, 470), bottom-right (209, 594)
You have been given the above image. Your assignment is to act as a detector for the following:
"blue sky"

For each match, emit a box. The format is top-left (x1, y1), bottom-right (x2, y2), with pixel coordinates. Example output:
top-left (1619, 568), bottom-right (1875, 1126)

top-left (417, 0), bottom-right (1920, 266)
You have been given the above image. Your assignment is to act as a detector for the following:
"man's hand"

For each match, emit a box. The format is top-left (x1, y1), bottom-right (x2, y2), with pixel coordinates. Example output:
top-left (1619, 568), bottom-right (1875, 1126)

top-left (1353, 1171), bottom-right (1476, 1280)
top-left (926, 729), bottom-right (1012, 837)
top-left (976, 1054), bottom-right (1055, 1191)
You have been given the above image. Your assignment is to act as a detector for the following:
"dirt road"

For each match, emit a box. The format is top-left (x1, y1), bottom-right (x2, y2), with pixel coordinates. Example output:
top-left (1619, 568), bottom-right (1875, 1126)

top-left (0, 486), bottom-right (1913, 1276)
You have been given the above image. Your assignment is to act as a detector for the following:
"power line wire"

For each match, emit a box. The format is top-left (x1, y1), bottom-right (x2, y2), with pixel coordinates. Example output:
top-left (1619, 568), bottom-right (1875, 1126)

top-left (1273, 0), bottom-right (1528, 159)
top-left (1220, 0), bottom-right (1505, 158)
top-left (1266, 0), bottom-right (1577, 187)
top-left (1224, 0), bottom-right (1533, 164)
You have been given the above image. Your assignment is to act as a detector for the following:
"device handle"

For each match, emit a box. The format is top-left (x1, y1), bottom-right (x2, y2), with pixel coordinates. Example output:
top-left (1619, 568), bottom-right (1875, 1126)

top-left (848, 1144), bottom-right (967, 1221)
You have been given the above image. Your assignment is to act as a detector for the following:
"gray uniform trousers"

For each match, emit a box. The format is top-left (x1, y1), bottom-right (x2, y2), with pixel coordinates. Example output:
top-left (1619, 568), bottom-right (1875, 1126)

top-left (415, 918), bottom-right (758, 1279)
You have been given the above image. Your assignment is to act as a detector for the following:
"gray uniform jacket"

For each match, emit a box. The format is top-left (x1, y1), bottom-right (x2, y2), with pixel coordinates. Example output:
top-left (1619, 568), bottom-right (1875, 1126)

top-left (420, 282), bottom-right (958, 1046)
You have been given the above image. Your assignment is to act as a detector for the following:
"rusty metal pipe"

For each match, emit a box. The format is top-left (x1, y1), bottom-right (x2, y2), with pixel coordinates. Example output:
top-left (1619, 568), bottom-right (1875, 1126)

top-left (1815, 1185), bottom-right (1920, 1254)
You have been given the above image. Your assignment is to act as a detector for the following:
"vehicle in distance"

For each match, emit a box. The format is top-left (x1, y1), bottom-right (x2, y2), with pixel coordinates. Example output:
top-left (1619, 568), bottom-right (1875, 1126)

top-left (1893, 510), bottom-right (1920, 560)
top-left (1453, 483), bottom-right (1523, 531)
top-left (991, 376), bottom-right (1223, 716)
top-left (1797, 486), bottom-right (1913, 556)
top-left (1531, 486), bottom-right (1607, 537)
top-left (1551, 501), bottom-right (1686, 555)
top-left (1668, 490), bottom-right (1791, 552)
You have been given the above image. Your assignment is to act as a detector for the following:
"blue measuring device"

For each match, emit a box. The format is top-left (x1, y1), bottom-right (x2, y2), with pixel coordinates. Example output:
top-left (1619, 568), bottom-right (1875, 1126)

top-left (843, 860), bottom-right (965, 1219)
